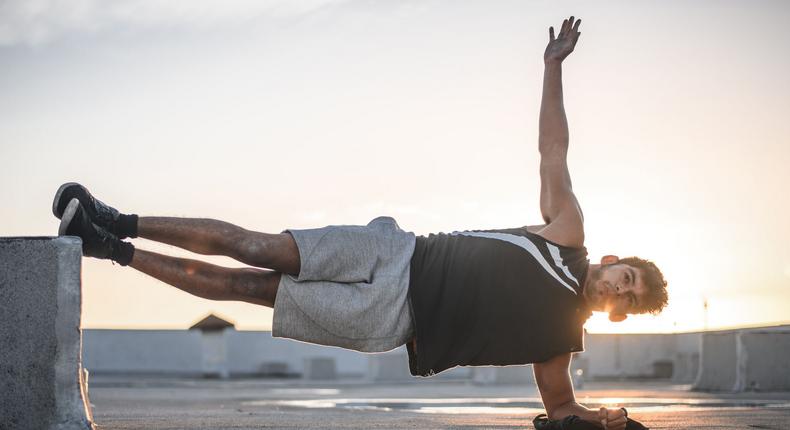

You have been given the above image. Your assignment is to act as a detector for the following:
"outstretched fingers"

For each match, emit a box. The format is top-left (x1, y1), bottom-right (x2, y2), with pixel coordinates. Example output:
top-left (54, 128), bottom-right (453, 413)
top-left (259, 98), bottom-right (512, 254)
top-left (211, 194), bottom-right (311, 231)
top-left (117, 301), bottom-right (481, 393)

top-left (556, 15), bottom-right (582, 39)
top-left (567, 16), bottom-right (576, 37)
top-left (558, 16), bottom-right (582, 41)
top-left (549, 26), bottom-right (555, 41)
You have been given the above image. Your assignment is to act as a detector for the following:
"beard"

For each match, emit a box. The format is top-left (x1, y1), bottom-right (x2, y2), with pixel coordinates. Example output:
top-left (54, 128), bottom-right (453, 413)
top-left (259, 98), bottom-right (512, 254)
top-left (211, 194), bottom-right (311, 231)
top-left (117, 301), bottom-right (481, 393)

top-left (582, 265), bottom-right (611, 311)
top-left (582, 266), bottom-right (601, 302)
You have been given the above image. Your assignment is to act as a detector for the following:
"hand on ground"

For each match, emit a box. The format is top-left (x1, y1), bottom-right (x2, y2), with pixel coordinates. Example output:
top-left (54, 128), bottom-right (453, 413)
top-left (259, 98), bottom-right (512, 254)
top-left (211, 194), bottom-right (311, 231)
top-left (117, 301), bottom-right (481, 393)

top-left (598, 406), bottom-right (627, 430)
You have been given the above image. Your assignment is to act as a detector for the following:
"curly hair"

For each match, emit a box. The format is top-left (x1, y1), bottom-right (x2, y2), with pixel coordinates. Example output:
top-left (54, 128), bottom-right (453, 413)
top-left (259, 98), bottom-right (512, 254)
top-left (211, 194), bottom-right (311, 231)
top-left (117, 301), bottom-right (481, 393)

top-left (618, 256), bottom-right (668, 315)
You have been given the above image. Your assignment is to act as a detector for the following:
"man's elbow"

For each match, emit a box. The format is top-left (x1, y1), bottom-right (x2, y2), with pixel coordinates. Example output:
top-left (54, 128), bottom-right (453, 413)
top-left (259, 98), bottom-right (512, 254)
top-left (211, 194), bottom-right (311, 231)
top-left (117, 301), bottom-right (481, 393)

top-left (538, 136), bottom-right (569, 154)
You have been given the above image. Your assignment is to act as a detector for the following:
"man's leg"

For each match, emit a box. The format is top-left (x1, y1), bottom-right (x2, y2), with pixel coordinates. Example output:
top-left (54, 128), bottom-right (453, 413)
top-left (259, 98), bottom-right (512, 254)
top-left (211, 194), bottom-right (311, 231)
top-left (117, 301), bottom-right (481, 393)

top-left (137, 217), bottom-right (300, 275)
top-left (130, 249), bottom-right (281, 307)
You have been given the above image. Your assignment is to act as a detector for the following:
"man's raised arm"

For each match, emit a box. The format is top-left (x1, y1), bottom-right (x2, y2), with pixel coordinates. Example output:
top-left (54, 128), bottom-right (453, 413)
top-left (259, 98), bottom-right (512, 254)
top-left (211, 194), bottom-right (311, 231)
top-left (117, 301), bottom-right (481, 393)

top-left (537, 16), bottom-right (584, 248)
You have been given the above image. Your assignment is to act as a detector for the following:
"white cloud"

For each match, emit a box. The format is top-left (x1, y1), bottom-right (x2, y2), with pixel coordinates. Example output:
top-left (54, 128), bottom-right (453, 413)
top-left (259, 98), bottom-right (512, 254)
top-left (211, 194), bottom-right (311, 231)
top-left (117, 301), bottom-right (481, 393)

top-left (0, 0), bottom-right (346, 46)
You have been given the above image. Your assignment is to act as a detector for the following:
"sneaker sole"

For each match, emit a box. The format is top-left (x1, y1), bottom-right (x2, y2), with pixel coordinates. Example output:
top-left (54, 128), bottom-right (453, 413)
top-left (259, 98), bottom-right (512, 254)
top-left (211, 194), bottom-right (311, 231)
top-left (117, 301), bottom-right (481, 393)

top-left (58, 198), bottom-right (81, 236)
top-left (52, 182), bottom-right (80, 219)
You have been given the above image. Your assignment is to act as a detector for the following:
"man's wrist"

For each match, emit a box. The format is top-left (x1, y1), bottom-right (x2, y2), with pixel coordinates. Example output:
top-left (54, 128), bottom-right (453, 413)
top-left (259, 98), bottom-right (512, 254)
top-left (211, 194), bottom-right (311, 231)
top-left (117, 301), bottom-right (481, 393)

top-left (577, 409), bottom-right (604, 428)
top-left (544, 59), bottom-right (563, 68)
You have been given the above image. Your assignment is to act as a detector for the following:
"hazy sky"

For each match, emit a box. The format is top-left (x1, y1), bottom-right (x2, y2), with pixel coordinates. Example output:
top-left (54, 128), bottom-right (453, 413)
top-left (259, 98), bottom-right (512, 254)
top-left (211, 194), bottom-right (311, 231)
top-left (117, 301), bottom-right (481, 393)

top-left (2, 0), bottom-right (789, 333)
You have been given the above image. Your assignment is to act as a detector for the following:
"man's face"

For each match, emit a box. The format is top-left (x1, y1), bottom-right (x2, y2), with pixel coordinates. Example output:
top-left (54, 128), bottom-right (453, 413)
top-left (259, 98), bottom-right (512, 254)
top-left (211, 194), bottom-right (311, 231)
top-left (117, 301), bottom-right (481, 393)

top-left (584, 263), bottom-right (648, 316)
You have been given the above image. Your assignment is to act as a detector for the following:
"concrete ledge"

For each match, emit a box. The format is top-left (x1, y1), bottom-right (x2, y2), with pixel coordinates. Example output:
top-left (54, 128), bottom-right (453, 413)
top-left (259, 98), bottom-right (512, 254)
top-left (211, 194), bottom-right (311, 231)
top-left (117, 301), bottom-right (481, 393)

top-left (0, 237), bottom-right (94, 429)
top-left (694, 330), bottom-right (790, 392)
top-left (735, 331), bottom-right (790, 391)
top-left (694, 332), bottom-right (736, 391)
top-left (671, 352), bottom-right (700, 383)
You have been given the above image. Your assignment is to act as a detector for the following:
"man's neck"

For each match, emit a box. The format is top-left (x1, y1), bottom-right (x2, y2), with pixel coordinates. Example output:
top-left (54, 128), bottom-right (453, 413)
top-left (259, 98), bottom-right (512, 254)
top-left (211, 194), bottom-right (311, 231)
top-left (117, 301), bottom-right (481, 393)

top-left (583, 263), bottom-right (599, 286)
top-left (581, 263), bottom-right (600, 306)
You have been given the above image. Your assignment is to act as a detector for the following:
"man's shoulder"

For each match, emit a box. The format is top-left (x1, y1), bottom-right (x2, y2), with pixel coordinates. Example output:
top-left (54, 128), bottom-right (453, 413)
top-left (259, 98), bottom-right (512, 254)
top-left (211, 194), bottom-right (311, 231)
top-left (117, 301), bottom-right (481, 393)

top-left (528, 216), bottom-right (585, 249)
top-left (423, 224), bottom-right (586, 251)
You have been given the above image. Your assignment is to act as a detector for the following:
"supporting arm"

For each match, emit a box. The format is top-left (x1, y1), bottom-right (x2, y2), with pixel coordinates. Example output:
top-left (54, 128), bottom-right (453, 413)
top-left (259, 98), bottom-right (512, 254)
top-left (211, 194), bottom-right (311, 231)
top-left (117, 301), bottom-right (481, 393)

top-left (534, 353), bottom-right (628, 430)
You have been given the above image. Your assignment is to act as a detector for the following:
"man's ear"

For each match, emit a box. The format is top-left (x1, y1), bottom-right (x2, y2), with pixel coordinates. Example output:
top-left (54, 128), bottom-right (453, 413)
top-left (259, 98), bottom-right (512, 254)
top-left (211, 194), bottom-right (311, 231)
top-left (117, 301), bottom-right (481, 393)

top-left (601, 255), bottom-right (619, 265)
top-left (608, 313), bottom-right (627, 322)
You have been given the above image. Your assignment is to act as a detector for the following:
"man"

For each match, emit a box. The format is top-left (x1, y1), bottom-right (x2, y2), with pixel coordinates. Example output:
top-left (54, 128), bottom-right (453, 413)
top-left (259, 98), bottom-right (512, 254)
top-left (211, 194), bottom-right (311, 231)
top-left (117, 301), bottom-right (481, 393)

top-left (55, 16), bottom-right (667, 430)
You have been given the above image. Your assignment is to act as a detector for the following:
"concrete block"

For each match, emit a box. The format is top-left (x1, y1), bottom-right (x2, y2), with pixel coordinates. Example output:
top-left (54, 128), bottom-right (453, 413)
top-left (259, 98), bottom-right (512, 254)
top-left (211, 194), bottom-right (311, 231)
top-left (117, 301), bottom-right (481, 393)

top-left (693, 332), bottom-right (737, 391)
top-left (671, 352), bottom-right (700, 383)
top-left (0, 237), bottom-right (95, 429)
top-left (652, 360), bottom-right (674, 378)
top-left (694, 330), bottom-right (790, 392)
top-left (303, 357), bottom-right (336, 380)
top-left (735, 331), bottom-right (790, 391)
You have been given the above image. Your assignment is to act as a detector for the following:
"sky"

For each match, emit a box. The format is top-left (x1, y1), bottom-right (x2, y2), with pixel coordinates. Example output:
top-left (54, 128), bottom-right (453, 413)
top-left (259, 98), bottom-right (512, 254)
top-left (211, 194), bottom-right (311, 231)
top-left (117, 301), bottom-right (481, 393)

top-left (2, 0), bottom-right (789, 334)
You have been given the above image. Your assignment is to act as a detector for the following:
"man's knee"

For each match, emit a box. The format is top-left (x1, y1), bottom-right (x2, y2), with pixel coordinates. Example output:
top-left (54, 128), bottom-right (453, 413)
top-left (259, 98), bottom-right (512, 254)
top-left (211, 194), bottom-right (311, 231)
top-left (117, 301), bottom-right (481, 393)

top-left (236, 232), bottom-right (299, 275)
top-left (230, 268), bottom-right (279, 307)
top-left (236, 234), bottom-right (269, 263)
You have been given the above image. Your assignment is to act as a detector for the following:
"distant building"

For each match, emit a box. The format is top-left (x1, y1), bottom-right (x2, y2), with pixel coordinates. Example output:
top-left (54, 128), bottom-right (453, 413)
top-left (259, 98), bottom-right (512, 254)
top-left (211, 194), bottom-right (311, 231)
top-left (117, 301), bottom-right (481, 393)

top-left (189, 313), bottom-right (235, 332)
top-left (190, 313), bottom-right (236, 379)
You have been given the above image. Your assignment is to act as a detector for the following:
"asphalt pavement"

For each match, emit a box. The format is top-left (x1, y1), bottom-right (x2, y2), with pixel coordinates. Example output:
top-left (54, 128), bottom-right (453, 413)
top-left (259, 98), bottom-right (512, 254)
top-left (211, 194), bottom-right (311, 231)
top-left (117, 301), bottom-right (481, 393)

top-left (89, 376), bottom-right (790, 429)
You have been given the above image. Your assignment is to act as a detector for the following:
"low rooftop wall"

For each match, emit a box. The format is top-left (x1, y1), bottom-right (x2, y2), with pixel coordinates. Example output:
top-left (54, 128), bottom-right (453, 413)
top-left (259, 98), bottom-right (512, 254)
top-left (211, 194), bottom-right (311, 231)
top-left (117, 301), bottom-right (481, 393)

top-left (694, 329), bottom-right (790, 392)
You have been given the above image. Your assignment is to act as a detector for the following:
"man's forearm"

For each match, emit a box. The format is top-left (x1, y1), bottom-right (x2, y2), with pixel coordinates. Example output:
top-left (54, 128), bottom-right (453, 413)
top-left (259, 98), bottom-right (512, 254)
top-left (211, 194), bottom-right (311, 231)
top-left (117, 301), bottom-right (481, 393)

top-left (539, 61), bottom-right (569, 155)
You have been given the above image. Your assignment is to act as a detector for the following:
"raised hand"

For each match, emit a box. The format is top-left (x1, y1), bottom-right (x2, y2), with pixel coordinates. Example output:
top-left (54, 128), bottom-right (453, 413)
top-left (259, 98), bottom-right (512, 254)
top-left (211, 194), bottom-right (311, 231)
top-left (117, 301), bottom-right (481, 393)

top-left (544, 16), bottom-right (581, 64)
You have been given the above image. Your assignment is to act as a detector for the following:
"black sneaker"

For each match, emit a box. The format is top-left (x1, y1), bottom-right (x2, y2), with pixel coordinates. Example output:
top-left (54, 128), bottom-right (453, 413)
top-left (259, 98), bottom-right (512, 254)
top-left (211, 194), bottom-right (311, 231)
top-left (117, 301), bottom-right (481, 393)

top-left (52, 182), bottom-right (125, 236)
top-left (59, 198), bottom-right (121, 260)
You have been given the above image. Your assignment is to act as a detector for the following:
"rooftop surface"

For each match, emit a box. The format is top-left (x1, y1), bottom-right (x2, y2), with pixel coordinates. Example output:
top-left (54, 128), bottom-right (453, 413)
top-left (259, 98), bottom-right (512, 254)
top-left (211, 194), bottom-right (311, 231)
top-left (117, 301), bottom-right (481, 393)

top-left (90, 376), bottom-right (790, 429)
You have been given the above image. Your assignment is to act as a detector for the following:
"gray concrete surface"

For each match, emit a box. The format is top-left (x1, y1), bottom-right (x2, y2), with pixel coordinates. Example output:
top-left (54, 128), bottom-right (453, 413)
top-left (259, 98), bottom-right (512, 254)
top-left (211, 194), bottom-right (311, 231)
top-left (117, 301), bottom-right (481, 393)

top-left (694, 332), bottom-right (737, 391)
top-left (694, 330), bottom-right (790, 392)
top-left (0, 237), bottom-right (94, 430)
top-left (88, 376), bottom-right (790, 429)
top-left (582, 333), bottom-right (701, 381)
top-left (736, 331), bottom-right (790, 391)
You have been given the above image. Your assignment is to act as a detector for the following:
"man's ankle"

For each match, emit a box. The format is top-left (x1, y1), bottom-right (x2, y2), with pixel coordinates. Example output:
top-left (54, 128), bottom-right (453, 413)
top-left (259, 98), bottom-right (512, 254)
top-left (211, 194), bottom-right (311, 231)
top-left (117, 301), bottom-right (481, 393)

top-left (112, 241), bottom-right (135, 266)
top-left (116, 214), bottom-right (138, 239)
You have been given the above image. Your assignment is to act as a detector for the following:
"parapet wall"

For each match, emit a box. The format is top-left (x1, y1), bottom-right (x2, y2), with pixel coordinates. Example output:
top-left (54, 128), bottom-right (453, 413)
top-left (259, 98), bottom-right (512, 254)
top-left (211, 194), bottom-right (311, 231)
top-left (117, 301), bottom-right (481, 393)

top-left (694, 329), bottom-right (790, 392)
top-left (581, 332), bottom-right (701, 381)
top-left (0, 237), bottom-right (94, 430)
